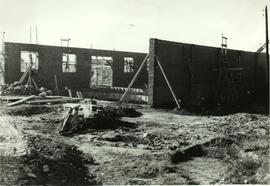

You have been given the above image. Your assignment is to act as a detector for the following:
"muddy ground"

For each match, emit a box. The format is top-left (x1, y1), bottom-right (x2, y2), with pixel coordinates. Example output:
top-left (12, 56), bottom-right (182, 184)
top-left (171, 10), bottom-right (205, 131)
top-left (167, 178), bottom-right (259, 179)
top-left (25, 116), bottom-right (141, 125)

top-left (0, 101), bottom-right (269, 185)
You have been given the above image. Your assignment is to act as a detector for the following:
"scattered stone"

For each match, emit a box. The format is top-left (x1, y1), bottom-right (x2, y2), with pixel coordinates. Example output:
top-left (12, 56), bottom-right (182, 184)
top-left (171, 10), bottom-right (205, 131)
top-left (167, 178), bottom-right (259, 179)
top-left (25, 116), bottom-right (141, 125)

top-left (142, 133), bottom-right (148, 138)
top-left (27, 173), bottom-right (37, 178)
top-left (17, 179), bottom-right (29, 185)
top-left (168, 142), bottom-right (178, 151)
top-left (42, 165), bottom-right (49, 172)
top-left (163, 166), bottom-right (177, 173)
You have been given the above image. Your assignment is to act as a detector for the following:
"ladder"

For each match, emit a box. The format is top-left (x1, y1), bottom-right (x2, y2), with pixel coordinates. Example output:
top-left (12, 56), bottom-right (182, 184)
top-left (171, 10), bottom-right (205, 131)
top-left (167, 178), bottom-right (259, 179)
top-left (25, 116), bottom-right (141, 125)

top-left (215, 34), bottom-right (238, 103)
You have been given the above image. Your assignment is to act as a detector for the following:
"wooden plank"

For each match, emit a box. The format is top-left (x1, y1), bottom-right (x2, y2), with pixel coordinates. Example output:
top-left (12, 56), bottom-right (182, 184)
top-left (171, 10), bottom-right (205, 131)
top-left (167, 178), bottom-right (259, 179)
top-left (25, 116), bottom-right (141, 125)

top-left (26, 97), bottom-right (83, 104)
top-left (79, 92), bottom-right (83, 98)
top-left (0, 95), bottom-right (63, 102)
top-left (59, 107), bottom-right (72, 134)
top-left (76, 91), bottom-right (83, 98)
top-left (54, 75), bottom-right (59, 95)
top-left (0, 96), bottom-right (27, 102)
top-left (32, 78), bottom-right (39, 89)
top-left (7, 95), bottom-right (36, 107)
top-left (68, 89), bottom-right (72, 97)
top-left (41, 96), bottom-right (64, 99)
top-left (76, 91), bottom-right (80, 98)
top-left (155, 56), bottom-right (181, 110)
top-left (19, 65), bottom-right (31, 84)
top-left (119, 54), bottom-right (149, 102)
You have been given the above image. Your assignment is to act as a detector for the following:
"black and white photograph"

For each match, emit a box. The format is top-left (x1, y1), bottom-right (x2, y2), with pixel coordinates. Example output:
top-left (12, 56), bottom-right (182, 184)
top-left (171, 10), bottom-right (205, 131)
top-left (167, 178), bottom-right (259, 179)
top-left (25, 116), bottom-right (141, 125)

top-left (0, 0), bottom-right (269, 185)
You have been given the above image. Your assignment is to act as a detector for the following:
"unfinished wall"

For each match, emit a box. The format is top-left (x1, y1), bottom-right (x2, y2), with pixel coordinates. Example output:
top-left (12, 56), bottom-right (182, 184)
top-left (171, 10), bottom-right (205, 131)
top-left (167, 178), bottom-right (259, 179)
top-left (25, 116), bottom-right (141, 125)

top-left (148, 38), bottom-right (268, 110)
top-left (3, 42), bottom-right (148, 90)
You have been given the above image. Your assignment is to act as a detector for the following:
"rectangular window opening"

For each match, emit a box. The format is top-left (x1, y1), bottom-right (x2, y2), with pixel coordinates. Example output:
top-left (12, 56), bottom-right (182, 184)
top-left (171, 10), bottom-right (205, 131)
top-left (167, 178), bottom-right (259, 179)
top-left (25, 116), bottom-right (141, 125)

top-left (20, 51), bottom-right (39, 72)
top-left (62, 53), bottom-right (77, 73)
top-left (90, 56), bottom-right (113, 87)
top-left (124, 57), bottom-right (134, 73)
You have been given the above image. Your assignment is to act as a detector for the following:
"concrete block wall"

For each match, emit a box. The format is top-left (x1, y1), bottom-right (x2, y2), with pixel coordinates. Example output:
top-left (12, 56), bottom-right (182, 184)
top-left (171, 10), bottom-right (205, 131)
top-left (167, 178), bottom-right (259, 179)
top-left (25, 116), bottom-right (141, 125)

top-left (148, 38), bottom-right (268, 109)
top-left (3, 42), bottom-right (148, 90)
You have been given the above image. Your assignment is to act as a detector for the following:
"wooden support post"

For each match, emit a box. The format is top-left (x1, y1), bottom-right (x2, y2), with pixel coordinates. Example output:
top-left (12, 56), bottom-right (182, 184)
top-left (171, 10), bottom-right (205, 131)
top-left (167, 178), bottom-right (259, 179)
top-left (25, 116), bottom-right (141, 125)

top-left (155, 56), bottom-right (181, 110)
top-left (19, 65), bottom-right (31, 84)
top-left (54, 75), bottom-right (59, 95)
top-left (119, 54), bottom-right (149, 102)
top-left (265, 6), bottom-right (269, 115)
top-left (68, 89), bottom-right (72, 97)
top-left (27, 75), bottom-right (31, 85)
top-left (32, 78), bottom-right (38, 89)
top-left (7, 95), bottom-right (35, 107)
top-left (76, 91), bottom-right (83, 98)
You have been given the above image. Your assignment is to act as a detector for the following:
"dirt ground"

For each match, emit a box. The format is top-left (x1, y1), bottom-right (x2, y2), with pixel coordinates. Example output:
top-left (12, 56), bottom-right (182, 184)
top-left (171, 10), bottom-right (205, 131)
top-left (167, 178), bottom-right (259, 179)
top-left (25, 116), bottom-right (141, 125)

top-left (0, 101), bottom-right (269, 185)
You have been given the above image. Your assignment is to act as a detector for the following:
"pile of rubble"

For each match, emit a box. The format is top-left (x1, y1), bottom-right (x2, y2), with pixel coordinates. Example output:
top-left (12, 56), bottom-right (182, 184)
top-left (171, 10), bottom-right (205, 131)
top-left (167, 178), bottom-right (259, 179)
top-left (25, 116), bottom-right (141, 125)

top-left (18, 134), bottom-right (99, 185)
top-left (0, 80), bottom-right (55, 97)
top-left (1, 83), bottom-right (40, 96)
top-left (60, 105), bottom-right (142, 135)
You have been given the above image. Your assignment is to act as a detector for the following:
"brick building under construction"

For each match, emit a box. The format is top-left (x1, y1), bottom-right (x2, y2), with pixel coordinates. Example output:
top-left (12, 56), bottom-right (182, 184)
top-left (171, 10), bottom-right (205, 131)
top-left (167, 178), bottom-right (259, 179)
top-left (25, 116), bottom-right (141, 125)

top-left (1, 38), bottom-right (268, 113)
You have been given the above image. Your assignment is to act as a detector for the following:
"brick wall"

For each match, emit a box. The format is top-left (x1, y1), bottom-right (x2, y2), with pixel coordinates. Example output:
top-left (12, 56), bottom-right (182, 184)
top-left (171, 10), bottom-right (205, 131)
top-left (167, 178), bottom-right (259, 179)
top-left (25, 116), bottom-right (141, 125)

top-left (3, 42), bottom-right (148, 90)
top-left (148, 38), bottom-right (267, 109)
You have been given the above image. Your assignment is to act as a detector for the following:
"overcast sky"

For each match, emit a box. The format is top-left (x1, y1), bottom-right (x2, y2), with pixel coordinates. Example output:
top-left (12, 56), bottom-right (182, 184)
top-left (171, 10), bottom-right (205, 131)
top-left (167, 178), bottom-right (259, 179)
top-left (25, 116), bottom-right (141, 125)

top-left (0, 0), bottom-right (269, 52)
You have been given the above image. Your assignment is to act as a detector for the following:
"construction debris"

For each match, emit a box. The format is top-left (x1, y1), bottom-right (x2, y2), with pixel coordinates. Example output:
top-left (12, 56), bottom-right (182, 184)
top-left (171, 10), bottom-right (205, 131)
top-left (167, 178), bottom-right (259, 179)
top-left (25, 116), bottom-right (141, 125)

top-left (1, 95), bottom-right (83, 107)
top-left (59, 103), bottom-right (142, 135)
top-left (59, 105), bottom-right (86, 135)
top-left (7, 95), bottom-right (36, 107)
top-left (0, 98), bottom-right (269, 185)
top-left (26, 97), bottom-right (83, 105)
top-left (19, 134), bottom-right (99, 185)
top-left (1, 84), bottom-right (40, 96)
top-left (0, 96), bottom-right (27, 102)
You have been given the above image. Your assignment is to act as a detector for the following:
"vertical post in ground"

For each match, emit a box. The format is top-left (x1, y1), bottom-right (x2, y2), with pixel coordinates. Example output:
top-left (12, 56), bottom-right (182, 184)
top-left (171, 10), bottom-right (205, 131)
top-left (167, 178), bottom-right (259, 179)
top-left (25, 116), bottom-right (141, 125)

top-left (265, 6), bottom-right (269, 115)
